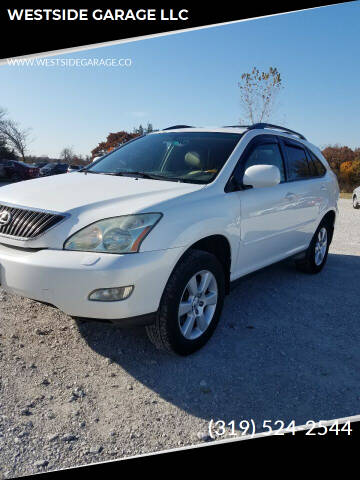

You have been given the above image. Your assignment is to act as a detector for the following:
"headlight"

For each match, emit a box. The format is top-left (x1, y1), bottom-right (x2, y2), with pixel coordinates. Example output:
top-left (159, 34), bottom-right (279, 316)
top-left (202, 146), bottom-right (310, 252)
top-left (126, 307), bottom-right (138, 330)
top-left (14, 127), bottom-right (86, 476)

top-left (64, 213), bottom-right (162, 253)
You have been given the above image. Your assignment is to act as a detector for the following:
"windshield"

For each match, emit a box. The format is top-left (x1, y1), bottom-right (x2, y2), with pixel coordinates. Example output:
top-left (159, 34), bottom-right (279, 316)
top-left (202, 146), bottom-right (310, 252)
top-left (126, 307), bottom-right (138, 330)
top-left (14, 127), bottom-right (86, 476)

top-left (86, 132), bottom-right (242, 184)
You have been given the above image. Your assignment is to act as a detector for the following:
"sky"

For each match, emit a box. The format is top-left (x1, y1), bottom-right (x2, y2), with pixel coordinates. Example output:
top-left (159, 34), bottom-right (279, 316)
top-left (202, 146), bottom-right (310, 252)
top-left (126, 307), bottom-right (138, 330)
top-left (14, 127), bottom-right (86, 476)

top-left (0, 2), bottom-right (359, 158)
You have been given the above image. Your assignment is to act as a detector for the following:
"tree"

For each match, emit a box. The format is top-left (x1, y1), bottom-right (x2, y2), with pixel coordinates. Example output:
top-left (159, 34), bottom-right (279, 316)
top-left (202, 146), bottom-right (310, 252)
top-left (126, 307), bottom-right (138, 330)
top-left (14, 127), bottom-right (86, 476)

top-left (321, 145), bottom-right (360, 192)
top-left (0, 137), bottom-right (16, 160)
top-left (340, 159), bottom-right (360, 190)
top-left (133, 124), bottom-right (144, 135)
top-left (59, 146), bottom-right (75, 164)
top-left (0, 107), bottom-right (6, 124)
top-left (91, 131), bottom-right (139, 159)
top-left (238, 66), bottom-right (283, 124)
top-left (322, 145), bottom-right (355, 174)
top-left (146, 122), bottom-right (154, 133)
top-left (132, 123), bottom-right (156, 135)
top-left (0, 119), bottom-right (31, 160)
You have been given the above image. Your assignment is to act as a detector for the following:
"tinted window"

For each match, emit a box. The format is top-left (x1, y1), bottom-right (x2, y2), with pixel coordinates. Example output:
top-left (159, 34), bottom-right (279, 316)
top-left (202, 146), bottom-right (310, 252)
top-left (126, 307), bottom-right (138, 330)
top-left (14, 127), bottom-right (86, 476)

top-left (284, 144), bottom-right (310, 180)
top-left (88, 132), bottom-right (242, 184)
top-left (308, 150), bottom-right (326, 176)
top-left (307, 155), bottom-right (318, 177)
top-left (244, 143), bottom-right (285, 182)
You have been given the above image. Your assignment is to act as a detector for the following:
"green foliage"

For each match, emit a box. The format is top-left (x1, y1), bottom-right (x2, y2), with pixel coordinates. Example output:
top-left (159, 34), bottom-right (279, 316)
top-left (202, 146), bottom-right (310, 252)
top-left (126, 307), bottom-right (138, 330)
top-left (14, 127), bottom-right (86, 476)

top-left (132, 123), bottom-right (156, 135)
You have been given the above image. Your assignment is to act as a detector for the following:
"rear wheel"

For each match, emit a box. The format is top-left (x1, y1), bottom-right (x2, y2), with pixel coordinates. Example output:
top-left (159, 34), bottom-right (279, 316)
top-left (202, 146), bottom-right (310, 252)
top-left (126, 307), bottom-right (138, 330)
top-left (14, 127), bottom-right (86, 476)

top-left (296, 220), bottom-right (331, 274)
top-left (353, 195), bottom-right (359, 209)
top-left (146, 249), bottom-right (225, 355)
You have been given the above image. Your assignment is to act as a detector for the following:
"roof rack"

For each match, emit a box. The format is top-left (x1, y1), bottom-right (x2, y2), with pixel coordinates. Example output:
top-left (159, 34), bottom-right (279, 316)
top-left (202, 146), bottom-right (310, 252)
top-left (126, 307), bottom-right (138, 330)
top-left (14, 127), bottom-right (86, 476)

top-left (249, 123), bottom-right (306, 140)
top-left (162, 123), bottom-right (306, 140)
top-left (163, 125), bottom-right (194, 130)
top-left (223, 123), bottom-right (306, 140)
top-left (223, 125), bottom-right (252, 128)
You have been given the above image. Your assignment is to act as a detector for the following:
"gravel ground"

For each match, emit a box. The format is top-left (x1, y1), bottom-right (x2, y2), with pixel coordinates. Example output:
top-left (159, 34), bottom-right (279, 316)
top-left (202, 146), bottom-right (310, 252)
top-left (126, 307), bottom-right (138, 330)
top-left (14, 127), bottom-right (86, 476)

top-left (0, 198), bottom-right (359, 477)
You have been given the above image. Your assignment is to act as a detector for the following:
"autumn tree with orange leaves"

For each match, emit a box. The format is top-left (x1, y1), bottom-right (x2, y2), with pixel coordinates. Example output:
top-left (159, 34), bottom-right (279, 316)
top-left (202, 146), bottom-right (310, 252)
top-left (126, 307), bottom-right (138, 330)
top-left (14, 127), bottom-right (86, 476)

top-left (339, 159), bottom-right (360, 191)
top-left (321, 145), bottom-right (355, 174)
top-left (322, 145), bottom-right (360, 191)
top-left (91, 124), bottom-right (156, 159)
top-left (91, 131), bottom-right (139, 159)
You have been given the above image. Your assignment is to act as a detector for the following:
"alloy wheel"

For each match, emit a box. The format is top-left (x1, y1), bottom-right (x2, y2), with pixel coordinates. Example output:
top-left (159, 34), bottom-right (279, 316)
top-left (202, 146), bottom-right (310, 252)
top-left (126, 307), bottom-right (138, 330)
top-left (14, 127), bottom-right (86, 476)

top-left (178, 270), bottom-right (218, 340)
top-left (314, 227), bottom-right (328, 266)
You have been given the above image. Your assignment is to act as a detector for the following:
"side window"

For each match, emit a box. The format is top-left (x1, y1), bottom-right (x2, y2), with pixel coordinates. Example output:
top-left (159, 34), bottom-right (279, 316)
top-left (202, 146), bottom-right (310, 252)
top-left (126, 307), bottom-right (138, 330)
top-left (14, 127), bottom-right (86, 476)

top-left (307, 157), bottom-right (318, 177)
top-left (284, 144), bottom-right (310, 181)
top-left (244, 143), bottom-right (285, 182)
top-left (308, 150), bottom-right (326, 176)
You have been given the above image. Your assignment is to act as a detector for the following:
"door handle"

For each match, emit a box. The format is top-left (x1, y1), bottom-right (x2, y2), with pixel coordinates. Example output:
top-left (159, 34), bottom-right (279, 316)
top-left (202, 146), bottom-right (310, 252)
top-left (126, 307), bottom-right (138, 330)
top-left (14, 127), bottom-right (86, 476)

top-left (320, 185), bottom-right (327, 191)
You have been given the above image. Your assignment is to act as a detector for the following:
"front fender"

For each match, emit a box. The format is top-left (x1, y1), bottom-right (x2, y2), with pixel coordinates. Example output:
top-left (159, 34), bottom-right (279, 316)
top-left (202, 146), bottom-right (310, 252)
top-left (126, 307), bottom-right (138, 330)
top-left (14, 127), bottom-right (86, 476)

top-left (140, 192), bottom-right (241, 271)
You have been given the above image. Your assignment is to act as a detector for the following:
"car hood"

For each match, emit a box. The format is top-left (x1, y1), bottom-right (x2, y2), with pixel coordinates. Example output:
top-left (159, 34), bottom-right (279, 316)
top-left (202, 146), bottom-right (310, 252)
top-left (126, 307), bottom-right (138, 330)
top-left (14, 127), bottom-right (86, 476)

top-left (0, 172), bottom-right (206, 249)
top-left (0, 172), bottom-right (204, 214)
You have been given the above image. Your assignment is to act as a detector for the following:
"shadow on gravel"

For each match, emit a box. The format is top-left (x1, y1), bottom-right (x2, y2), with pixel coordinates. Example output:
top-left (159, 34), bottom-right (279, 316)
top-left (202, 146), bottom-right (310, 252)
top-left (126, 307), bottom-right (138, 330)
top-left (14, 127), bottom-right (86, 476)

top-left (77, 252), bottom-right (360, 429)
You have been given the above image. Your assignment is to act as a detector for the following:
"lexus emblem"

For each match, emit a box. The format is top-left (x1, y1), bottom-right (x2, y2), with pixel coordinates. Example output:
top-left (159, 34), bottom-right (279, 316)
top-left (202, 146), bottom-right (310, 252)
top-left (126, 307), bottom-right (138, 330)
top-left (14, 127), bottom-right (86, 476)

top-left (0, 210), bottom-right (12, 226)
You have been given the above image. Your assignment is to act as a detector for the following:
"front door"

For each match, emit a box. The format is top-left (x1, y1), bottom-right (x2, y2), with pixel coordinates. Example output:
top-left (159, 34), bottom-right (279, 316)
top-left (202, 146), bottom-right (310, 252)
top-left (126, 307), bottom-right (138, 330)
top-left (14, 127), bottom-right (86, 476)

top-left (232, 135), bottom-right (302, 276)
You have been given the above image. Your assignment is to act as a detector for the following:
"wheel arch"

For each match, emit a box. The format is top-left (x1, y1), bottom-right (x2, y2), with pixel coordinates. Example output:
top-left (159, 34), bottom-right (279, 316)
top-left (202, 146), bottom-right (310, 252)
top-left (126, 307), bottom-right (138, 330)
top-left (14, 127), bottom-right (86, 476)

top-left (320, 209), bottom-right (336, 243)
top-left (168, 234), bottom-right (232, 295)
top-left (189, 235), bottom-right (232, 294)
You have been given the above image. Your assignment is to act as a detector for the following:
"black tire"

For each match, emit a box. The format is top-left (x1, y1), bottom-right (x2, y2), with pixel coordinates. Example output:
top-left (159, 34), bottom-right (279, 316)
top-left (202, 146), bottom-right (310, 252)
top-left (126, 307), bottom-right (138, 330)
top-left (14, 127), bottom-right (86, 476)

top-left (353, 195), bottom-right (359, 209)
top-left (146, 249), bottom-right (225, 355)
top-left (295, 219), bottom-right (331, 274)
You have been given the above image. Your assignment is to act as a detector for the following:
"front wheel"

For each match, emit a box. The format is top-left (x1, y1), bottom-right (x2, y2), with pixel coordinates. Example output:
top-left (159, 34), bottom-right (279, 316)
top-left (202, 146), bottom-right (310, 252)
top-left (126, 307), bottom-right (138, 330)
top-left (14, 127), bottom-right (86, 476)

top-left (296, 220), bottom-right (331, 274)
top-left (146, 249), bottom-right (225, 355)
top-left (353, 195), bottom-right (359, 209)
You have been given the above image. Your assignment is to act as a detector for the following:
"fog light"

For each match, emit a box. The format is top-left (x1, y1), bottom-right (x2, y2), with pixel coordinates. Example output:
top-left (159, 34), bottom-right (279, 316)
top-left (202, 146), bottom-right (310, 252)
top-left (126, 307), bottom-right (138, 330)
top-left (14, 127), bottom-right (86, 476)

top-left (88, 286), bottom-right (134, 302)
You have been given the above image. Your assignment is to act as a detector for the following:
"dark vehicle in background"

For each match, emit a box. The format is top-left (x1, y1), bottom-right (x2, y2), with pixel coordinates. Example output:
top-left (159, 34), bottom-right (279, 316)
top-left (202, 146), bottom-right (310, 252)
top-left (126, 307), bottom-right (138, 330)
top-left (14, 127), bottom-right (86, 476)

top-left (0, 159), bottom-right (9, 178)
top-left (36, 161), bottom-right (49, 169)
top-left (0, 159), bottom-right (39, 181)
top-left (67, 165), bottom-right (82, 173)
top-left (40, 163), bottom-right (68, 176)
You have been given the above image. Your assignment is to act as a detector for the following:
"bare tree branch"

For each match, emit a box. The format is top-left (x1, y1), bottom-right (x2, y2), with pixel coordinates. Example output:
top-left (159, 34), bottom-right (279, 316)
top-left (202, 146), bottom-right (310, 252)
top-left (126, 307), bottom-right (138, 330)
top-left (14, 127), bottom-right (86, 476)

top-left (59, 146), bottom-right (75, 164)
top-left (238, 67), bottom-right (283, 124)
top-left (0, 119), bottom-right (31, 160)
top-left (0, 107), bottom-right (6, 123)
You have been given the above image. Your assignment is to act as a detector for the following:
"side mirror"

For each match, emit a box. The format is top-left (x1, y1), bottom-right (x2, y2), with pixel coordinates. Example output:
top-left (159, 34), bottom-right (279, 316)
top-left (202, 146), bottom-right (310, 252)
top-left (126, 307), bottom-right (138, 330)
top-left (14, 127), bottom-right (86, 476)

top-left (243, 164), bottom-right (280, 188)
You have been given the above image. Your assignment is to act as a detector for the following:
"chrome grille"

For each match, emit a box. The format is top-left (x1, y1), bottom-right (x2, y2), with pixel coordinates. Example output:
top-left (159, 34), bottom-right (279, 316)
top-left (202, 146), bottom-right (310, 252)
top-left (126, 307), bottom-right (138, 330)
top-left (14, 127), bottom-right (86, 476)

top-left (0, 204), bottom-right (65, 239)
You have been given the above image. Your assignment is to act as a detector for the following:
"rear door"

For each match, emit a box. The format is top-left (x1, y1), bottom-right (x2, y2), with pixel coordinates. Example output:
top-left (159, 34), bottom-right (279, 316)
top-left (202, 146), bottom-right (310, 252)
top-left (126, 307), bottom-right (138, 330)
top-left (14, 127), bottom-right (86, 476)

top-left (306, 147), bottom-right (330, 216)
top-left (279, 137), bottom-right (321, 249)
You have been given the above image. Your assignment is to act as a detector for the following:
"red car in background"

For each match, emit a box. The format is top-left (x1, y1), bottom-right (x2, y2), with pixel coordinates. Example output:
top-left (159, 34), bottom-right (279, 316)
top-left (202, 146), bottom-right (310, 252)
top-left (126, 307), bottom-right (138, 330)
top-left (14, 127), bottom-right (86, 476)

top-left (0, 159), bottom-right (39, 181)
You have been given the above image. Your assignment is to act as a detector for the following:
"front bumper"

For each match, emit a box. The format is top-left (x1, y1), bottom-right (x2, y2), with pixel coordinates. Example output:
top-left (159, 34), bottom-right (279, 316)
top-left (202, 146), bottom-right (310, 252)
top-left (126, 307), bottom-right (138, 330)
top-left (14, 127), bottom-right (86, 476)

top-left (0, 243), bottom-right (184, 321)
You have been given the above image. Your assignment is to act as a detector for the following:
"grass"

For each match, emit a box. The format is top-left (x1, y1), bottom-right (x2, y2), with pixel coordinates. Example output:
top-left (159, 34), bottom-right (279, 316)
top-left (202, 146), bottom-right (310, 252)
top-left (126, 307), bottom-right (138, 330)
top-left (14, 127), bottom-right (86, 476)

top-left (340, 192), bottom-right (352, 199)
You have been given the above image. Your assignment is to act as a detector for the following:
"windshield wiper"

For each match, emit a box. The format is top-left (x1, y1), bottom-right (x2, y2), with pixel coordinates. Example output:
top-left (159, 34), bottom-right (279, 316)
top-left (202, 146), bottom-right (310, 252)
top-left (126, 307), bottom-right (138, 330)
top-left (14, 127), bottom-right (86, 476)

top-left (84, 170), bottom-right (192, 183)
top-left (111, 171), bottom-right (158, 179)
top-left (82, 170), bottom-right (147, 177)
top-left (104, 171), bottom-right (182, 182)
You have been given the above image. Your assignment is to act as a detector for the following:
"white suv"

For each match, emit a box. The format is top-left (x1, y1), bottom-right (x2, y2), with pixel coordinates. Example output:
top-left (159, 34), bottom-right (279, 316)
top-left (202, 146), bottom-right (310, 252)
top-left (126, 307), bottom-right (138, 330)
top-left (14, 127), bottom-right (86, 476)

top-left (0, 124), bottom-right (339, 355)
